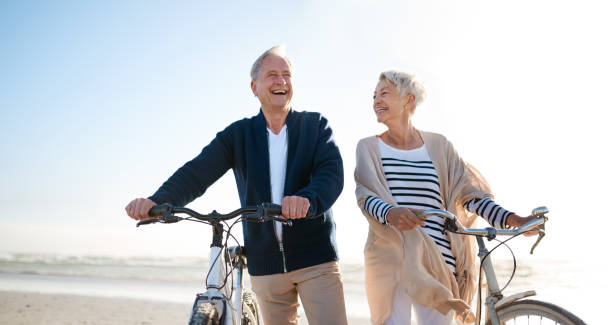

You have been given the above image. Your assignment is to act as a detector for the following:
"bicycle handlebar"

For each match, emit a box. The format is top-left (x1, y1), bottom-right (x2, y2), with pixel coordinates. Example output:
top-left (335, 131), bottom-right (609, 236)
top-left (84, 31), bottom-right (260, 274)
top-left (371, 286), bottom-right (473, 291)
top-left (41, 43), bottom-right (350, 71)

top-left (416, 206), bottom-right (549, 253)
top-left (137, 202), bottom-right (288, 227)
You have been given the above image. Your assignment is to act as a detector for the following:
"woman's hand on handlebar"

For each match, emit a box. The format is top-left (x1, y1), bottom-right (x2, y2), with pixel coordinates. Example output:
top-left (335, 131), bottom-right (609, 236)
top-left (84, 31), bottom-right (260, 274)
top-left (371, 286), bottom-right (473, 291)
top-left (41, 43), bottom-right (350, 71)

top-left (281, 196), bottom-right (310, 219)
top-left (125, 198), bottom-right (157, 220)
top-left (386, 207), bottom-right (425, 230)
top-left (507, 213), bottom-right (540, 236)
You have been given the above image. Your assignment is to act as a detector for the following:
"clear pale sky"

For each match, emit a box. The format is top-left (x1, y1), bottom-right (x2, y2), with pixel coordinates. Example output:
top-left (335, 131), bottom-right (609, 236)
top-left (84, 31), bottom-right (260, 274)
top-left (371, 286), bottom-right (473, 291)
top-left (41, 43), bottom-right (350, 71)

top-left (1, 0), bottom-right (611, 267)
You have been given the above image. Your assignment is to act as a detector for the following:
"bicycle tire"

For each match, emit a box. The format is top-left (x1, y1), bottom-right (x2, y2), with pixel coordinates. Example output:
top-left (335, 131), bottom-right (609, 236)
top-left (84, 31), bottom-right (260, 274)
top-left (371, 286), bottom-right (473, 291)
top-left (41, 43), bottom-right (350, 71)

top-left (241, 290), bottom-right (261, 325)
top-left (189, 301), bottom-right (221, 325)
top-left (489, 299), bottom-right (586, 325)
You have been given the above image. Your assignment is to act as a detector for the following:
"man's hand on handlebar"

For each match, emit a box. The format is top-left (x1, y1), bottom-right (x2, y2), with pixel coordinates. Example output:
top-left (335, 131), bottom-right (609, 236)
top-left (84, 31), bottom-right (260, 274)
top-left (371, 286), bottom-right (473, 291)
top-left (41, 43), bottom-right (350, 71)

top-left (125, 198), bottom-right (157, 220)
top-left (281, 196), bottom-right (310, 219)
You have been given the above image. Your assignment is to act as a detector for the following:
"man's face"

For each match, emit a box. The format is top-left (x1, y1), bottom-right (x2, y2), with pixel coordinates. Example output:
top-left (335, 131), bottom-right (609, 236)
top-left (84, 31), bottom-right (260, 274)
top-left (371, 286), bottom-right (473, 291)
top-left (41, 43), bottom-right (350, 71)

top-left (251, 54), bottom-right (293, 111)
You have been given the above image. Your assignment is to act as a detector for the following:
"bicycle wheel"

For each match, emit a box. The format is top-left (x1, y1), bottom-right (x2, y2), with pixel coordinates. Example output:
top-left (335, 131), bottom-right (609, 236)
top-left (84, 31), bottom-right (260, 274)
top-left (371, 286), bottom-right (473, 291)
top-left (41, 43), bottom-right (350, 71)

top-left (490, 299), bottom-right (585, 325)
top-left (189, 301), bottom-right (221, 325)
top-left (241, 290), bottom-right (261, 325)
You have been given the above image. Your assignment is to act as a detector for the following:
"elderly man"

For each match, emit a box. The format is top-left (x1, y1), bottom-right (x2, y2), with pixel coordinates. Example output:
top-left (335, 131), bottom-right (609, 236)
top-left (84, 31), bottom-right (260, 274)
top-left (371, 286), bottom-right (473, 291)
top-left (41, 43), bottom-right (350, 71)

top-left (125, 46), bottom-right (348, 325)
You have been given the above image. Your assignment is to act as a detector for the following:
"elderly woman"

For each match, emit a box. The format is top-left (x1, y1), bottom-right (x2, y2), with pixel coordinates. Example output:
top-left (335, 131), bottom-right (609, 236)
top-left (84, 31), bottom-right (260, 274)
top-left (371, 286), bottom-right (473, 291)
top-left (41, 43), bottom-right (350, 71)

top-left (354, 71), bottom-right (535, 325)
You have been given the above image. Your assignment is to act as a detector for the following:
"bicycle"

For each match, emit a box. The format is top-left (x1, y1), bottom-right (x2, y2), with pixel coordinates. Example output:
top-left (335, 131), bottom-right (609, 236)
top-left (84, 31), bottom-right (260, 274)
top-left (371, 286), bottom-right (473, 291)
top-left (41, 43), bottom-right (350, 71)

top-left (136, 202), bottom-right (289, 325)
top-left (417, 207), bottom-right (586, 325)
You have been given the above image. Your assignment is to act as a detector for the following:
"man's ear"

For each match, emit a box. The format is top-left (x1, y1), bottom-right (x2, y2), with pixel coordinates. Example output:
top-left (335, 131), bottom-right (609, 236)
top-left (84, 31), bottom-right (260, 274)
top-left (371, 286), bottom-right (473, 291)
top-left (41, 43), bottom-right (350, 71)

top-left (251, 80), bottom-right (258, 97)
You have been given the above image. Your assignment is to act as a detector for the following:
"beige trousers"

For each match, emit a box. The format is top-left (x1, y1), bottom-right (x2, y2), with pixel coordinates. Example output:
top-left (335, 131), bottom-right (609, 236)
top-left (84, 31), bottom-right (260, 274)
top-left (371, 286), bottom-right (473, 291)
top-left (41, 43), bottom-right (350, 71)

top-left (250, 261), bottom-right (348, 325)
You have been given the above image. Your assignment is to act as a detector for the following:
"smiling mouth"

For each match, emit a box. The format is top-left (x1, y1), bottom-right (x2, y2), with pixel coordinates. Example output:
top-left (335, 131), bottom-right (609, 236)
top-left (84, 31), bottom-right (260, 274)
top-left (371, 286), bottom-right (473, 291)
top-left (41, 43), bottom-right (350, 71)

top-left (272, 90), bottom-right (287, 95)
top-left (375, 108), bottom-right (388, 113)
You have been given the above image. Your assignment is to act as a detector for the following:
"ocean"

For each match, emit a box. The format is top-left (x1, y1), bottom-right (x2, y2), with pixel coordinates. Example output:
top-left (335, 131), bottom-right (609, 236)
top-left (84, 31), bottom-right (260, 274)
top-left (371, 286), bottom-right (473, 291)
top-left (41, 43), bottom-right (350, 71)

top-left (0, 251), bottom-right (602, 324)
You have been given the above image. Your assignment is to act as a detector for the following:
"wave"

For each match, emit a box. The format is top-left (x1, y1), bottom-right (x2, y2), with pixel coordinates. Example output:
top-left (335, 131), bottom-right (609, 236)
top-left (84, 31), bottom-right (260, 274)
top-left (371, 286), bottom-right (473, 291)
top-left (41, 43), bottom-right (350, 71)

top-left (0, 252), bottom-right (207, 267)
top-left (0, 252), bottom-right (211, 281)
top-left (1, 252), bottom-right (574, 287)
top-left (0, 252), bottom-right (366, 283)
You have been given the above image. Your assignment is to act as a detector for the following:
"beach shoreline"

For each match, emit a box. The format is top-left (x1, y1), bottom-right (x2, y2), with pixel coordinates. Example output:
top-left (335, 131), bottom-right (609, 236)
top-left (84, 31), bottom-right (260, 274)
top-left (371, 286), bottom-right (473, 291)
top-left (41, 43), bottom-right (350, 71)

top-left (0, 290), bottom-right (369, 325)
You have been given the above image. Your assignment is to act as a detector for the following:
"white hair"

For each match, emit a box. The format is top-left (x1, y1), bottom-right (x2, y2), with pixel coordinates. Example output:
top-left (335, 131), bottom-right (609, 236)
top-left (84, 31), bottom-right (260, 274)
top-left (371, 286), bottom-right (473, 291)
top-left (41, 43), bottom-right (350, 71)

top-left (250, 45), bottom-right (293, 81)
top-left (379, 71), bottom-right (426, 107)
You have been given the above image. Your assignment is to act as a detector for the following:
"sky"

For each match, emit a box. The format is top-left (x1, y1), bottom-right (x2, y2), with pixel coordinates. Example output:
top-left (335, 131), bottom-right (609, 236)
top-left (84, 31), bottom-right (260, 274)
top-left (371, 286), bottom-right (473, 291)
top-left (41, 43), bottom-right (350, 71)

top-left (1, 0), bottom-right (611, 267)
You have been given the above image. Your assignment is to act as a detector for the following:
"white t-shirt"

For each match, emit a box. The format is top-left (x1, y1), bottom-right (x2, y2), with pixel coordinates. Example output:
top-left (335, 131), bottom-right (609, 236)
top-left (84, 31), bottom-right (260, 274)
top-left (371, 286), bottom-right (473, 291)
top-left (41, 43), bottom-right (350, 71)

top-left (268, 126), bottom-right (288, 241)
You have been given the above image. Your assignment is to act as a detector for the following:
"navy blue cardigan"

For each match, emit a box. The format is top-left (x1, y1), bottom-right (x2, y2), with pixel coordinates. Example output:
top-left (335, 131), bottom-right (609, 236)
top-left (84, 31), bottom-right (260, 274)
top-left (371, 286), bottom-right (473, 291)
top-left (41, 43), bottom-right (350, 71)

top-left (149, 109), bottom-right (344, 275)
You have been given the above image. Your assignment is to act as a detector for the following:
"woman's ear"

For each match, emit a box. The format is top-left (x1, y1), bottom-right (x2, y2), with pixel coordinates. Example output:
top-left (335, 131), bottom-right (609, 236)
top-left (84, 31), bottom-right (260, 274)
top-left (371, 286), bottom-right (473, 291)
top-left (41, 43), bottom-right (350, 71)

top-left (407, 94), bottom-right (416, 105)
top-left (404, 94), bottom-right (416, 110)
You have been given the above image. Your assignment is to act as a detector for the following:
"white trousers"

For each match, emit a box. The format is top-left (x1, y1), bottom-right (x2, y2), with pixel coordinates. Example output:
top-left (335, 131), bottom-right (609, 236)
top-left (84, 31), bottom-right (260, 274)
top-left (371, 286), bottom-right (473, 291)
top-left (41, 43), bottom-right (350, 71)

top-left (385, 286), bottom-right (454, 325)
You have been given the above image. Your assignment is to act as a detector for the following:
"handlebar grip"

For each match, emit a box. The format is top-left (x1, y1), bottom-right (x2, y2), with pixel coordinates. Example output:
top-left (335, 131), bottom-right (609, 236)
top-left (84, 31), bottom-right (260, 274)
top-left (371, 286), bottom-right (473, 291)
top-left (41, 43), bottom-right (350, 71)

top-left (148, 203), bottom-right (172, 217)
top-left (262, 203), bottom-right (282, 216)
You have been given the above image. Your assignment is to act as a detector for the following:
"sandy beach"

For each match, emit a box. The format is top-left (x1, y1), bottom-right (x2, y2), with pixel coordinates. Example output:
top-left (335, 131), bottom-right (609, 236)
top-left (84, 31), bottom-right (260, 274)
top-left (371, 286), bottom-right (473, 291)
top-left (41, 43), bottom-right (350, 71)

top-left (0, 291), bottom-right (191, 325)
top-left (0, 290), bottom-right (369, 325)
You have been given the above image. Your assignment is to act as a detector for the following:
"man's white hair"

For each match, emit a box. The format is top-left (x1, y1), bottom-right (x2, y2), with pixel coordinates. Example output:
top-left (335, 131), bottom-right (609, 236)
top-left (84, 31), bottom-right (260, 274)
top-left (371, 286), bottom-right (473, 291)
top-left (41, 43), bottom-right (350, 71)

top-left (250, 45), bottom-right (293, 81)
top-left (380, 71), bottom-right (426, 107)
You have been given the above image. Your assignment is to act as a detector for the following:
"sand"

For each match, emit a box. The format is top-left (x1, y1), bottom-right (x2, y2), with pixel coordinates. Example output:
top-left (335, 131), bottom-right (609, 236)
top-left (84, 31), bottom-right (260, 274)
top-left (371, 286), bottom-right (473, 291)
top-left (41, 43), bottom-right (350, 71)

top-left (0, 290), bottom-right (369, 325)
top-left (0, 291), bottom-right (190, 325)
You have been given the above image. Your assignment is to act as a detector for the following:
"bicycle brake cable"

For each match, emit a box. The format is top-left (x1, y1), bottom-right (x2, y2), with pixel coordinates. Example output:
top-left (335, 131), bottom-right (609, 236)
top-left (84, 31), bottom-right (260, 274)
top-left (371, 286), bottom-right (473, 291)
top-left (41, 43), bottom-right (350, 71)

top-left (204, 242), bottom-right (224, 291)
top-left (219, 217), bottom-right (243, 300)
top-left (204, 221), bottom-right (230, 292)
top-left (491, 237), bottom-right (518, 292)
top-left (475, 232), bottom-right (521, 324)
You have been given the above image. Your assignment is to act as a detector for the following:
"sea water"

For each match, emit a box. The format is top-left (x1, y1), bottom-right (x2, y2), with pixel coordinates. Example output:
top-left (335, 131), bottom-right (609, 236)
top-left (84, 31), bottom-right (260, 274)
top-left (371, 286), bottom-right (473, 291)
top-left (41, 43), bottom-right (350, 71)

top-left (0, 252), bottom-right (603, 324)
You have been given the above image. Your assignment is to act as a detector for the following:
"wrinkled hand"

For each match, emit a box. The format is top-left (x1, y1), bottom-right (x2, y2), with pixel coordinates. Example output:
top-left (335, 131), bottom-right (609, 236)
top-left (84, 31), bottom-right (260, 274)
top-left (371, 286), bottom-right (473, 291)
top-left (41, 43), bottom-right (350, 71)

top-left (281, 196), bottom-right (310, 219)
top-left (506, 214), bottom-right (540, 236)
top-left (125, 198), bottom-right (157, 220)
top-left (386, 207), bottom-right (425, 230)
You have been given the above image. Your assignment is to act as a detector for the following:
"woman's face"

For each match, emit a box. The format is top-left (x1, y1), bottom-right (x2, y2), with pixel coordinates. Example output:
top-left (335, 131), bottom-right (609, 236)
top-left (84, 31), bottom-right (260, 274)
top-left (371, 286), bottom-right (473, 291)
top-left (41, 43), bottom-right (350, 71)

top-left (373, 79), bottom-right (412, 125)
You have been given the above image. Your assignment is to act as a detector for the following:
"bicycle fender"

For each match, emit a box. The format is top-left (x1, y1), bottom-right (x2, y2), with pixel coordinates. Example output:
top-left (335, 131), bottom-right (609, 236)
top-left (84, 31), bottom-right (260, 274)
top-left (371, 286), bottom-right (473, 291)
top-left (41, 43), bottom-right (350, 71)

top-left (494, 290), bottom-right (536, 309)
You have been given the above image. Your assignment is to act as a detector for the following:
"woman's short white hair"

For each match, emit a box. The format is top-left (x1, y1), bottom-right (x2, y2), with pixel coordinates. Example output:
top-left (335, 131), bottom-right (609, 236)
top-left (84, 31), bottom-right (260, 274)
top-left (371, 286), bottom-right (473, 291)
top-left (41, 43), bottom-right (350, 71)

top-left (380, 71), bottom-right (426, 107)
top-left (250, 45), bottom-right (293, 81)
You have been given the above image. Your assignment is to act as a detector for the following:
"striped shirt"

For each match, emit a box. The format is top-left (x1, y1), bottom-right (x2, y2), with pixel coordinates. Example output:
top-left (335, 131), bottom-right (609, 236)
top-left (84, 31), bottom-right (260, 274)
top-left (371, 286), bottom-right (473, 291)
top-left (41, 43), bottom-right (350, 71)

top-left (363, 139), bottom-right (513, 274)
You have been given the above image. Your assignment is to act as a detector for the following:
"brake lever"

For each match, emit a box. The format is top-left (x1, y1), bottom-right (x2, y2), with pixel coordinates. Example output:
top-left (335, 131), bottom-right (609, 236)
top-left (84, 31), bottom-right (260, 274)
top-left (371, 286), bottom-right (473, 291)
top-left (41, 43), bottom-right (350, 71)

top-left (136, 218), bottom-right (160, 227)
top-left (272, 216), bottom-right (292, 226)
top-left (528, 207), bottom-right (548, 254)
top-left (136, 212), bottom-right (181, 227)
top-left (530, 230), bottom-right (546, 254)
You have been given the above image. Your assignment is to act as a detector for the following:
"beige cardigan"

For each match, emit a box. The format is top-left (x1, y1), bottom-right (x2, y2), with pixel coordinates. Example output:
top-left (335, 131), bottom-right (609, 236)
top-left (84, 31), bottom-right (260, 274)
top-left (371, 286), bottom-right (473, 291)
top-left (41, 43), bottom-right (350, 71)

top-left (354, 131), bottom-right (492, 324)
